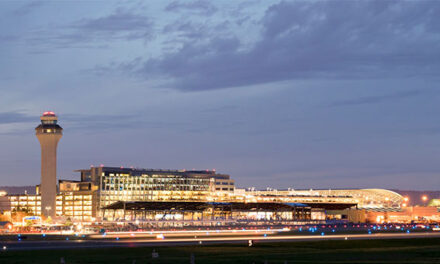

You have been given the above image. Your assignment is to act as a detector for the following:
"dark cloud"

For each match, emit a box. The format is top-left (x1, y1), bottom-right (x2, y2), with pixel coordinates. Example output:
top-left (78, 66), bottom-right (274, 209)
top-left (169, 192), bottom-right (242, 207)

top-left (89, 57), bottom-right (143, 76)
top-left (127, 1), bottom-right (440, 91)
top-left (159, 18), bottom-right (234, 57)
top-left (162, 20), bottom-right (207, 40)
top-left (27, 9), bottom-right (153, 49)
top-left (165, 1), bottom-right (217, 16)
top-left (329, 90), bottom-right (423, 107)
top-left (74, 9), bottom-right (153, 40)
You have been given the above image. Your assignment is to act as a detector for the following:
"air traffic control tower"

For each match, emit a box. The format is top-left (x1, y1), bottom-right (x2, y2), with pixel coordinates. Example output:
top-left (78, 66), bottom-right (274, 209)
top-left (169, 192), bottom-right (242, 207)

top-left (36, 111), bottom-right (62, 218)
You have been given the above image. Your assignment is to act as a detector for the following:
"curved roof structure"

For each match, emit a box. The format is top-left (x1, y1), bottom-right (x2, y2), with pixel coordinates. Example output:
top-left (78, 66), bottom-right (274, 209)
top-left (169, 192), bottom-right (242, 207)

top-left (303, 189), bottom-right (404, 208)
top-left (239, 188), bottom-right (404, 209)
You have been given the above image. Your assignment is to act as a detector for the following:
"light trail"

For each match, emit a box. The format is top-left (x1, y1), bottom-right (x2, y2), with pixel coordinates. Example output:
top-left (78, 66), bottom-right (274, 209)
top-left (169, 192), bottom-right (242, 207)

top-left (2, 232), bottom-right (440, 251)
top-left (112, 232), bottom-right (440, 244)
top-left (89, 228), bottom-right (284, 239)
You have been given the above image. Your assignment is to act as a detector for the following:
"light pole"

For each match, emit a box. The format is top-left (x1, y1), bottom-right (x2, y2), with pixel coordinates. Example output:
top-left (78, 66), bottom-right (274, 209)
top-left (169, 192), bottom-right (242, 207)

top-left (422, 195), bottom-right (428, 206)
top-left (402, 197), bottom-right (409, 207)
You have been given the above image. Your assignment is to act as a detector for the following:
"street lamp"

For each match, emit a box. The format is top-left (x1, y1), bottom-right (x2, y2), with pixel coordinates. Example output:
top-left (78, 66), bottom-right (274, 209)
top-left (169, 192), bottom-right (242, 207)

top-left (422, 195), bottom-right (428, 206)
top-left (402, 197), bottom-right (409, 207)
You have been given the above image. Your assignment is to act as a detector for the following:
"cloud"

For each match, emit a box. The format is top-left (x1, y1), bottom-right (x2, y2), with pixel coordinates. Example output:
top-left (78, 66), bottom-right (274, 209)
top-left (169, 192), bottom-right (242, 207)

top-left (62, 113), bottom-right (140, 132)
top-left (0, 34), bottom-right (19, 43)
top-left (0, 108), bottom-right (248, 136)
top-left (0, 112), bottom-right (37, 135)
top-left (0, 111), bottom-right (142, 135)
top-left (329, 90), bottom-right (423, 107)
top-left (114, 0), bottom-right (440, 91)
top-left (0, 112), bottom-right (36, 125)
top-left (13, 1), bottom-right (45, 16)
top-left (73, 9), bottom-right (153, 40)
top-left (162, 20), bottom-right (207, 40)
top-left (165, 1), bottom-right (218, 16)
top-left (27, 9), bottom-right (153, 49)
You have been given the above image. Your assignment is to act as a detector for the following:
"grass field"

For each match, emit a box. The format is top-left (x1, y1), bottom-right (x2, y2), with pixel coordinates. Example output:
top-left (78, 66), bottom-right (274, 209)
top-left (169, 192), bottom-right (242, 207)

top-left (1, 238), bottom-right (440, 264)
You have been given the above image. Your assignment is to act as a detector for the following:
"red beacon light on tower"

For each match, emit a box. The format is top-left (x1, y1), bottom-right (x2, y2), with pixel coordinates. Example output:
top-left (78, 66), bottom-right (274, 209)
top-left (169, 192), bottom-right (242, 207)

top-left (43, 111), bottom-right (56, 116)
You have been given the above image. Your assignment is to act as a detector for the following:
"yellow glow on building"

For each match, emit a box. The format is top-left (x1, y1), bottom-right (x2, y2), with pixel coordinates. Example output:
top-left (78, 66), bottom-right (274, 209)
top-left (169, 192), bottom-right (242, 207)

top-left (8, 193), bottom-right (93, 222)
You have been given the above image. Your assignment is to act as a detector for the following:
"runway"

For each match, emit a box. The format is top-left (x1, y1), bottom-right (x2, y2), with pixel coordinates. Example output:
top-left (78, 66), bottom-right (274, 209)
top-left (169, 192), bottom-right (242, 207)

top-left (2, 232), bottom-right (440, 251)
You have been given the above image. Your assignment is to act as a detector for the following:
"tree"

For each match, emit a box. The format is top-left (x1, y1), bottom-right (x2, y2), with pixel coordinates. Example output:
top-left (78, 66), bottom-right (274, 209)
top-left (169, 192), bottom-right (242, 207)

top-left (64, 217), bottom-right (73, 227)
top-left (0, 213), bottom-right (10, 222)
top-left (11, 207), bottom-right (32, 223)
top-left (45, 216), bottom-right (53, 225)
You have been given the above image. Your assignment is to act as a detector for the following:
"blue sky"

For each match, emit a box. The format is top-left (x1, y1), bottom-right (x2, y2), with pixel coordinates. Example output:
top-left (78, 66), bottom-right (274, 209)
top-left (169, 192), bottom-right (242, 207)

top-left (0, 0), bottom-right (439, 190)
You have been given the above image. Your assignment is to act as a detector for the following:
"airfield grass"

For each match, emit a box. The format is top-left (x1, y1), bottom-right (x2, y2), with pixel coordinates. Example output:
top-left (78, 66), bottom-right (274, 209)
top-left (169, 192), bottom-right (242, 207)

top-left (1, 238), bottom-right (440, 264)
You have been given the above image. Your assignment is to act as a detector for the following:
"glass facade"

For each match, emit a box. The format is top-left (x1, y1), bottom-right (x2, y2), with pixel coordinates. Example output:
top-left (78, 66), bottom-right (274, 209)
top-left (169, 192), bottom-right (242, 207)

top-left (99, 170), bottom-right (213, 207)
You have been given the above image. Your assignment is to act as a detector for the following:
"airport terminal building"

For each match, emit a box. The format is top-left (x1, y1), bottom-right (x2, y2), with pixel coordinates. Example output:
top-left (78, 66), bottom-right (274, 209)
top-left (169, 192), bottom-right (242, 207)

top-left (8, 163), bottom-right (437, 225)
top-left (4, 165), bottom-right (359, 223)
top-left (6, 166), bottom-right (237, 222)
top-left (8, 174), bottom-right (439, 225)
top-left (3, 113), bottom-right (428, 226)
top-left (5, 165), bottom-right (379, 224)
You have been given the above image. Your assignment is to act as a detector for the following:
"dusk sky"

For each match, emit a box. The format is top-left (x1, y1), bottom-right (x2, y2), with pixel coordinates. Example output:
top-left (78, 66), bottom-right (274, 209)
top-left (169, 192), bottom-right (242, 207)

top-left (0, 0), bottom-right (439, 190)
